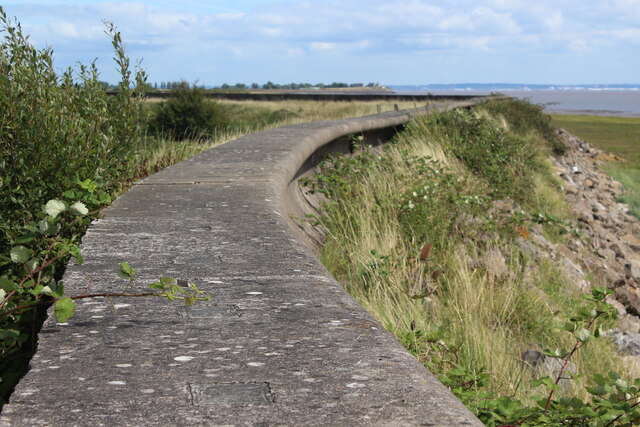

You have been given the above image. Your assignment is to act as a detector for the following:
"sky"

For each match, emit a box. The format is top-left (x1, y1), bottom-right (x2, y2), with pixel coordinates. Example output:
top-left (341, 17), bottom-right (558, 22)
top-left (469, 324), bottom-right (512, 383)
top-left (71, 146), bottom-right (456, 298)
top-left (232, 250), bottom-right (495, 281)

top-left (1, 0), bottom-right (639, 86)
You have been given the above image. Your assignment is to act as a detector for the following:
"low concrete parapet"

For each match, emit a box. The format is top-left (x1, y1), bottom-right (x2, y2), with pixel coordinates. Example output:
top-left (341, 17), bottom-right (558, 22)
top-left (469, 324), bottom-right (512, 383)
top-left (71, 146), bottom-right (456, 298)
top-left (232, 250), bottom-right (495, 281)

top-left (1, 100), bottom-right (487, 426)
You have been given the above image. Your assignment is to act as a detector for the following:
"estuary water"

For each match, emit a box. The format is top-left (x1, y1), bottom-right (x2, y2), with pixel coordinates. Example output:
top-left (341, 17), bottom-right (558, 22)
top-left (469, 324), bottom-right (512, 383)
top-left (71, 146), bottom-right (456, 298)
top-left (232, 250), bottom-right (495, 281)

top-left (396, 90), bottom-right (640, 117)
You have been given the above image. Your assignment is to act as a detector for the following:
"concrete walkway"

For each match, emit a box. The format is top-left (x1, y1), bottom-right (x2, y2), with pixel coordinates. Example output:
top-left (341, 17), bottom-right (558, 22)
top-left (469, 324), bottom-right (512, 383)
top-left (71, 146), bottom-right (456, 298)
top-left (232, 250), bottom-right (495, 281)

top-left (1, 102), bottom-right (485, 426)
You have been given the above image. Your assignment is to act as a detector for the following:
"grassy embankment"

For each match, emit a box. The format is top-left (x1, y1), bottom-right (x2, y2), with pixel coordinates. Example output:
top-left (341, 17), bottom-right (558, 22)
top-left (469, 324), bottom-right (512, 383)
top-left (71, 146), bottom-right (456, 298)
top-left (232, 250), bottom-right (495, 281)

top-left (303, 99), bottom-right (636, 424)
top-left (551, 114), bottom-right (640, 218)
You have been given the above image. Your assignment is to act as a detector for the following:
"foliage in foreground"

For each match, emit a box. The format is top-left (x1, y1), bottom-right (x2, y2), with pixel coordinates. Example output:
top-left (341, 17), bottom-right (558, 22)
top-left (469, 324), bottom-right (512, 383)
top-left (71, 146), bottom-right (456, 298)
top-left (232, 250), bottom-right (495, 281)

top-left (0, 8), bottom-right (153, 403)
top-left (303, 101), bottom-right (636, 425)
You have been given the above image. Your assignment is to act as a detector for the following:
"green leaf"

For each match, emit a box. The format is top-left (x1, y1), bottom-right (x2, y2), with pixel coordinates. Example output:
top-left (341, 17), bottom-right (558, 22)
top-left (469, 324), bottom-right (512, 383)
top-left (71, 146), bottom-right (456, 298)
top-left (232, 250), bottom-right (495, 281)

top-left (14, 232), bottom-right (39, 244)
top-left (38, 219), bottom-right (60, 236)
top-left (77, 178), bottom-right (97, 192)
top-left (117, 262), bottom-right (136, 280)
top-left (10, 246), bottom-right (33, 263)
top-left (587, 384), bottom-right (608, 396)
top-left (28, 285), bottom-right (44, 296)
top-left (54, 297), bottom-right (76, 323)
top-left (0, 278), bottom-right (16, 292)
top-left (69, 201), bottom-right (88, 216)
top-left (26, 257), bottom-right (39, 271)
top-left (577, 328), bottom-right (591, 343)
top-left (44, 199), bottom-right (66, 218)
top-left (0, 329), bottom-right (21, 340)
top-left (615, 379), bottom-right (629, 392)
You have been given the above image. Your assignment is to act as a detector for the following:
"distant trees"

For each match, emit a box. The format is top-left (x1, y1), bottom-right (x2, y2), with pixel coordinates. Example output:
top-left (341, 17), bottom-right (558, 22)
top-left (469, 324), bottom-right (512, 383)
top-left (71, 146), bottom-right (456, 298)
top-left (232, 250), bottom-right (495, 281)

top-left (145, 81), bottom-right (383, 92)
top-left (212, 81), bottom-right (380, 90)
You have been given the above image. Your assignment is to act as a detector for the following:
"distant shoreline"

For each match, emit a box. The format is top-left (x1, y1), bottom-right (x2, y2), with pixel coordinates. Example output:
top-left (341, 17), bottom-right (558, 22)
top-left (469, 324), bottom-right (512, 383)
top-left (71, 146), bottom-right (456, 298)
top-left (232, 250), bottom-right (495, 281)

top-left (546, 109), bottom-right (640, 118)
top-left (394, 89), bottom-right (640, 118)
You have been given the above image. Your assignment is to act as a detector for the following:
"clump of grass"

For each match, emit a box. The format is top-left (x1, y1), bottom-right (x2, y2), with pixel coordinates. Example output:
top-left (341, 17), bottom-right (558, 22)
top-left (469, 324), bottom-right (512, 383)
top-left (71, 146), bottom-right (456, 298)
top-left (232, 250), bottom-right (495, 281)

top-left (304, 102), bottom-right (629, 417)
top-left (484, 98), bottom-right (567, 155)
top-left (604, 164), bottom-right (640, 217)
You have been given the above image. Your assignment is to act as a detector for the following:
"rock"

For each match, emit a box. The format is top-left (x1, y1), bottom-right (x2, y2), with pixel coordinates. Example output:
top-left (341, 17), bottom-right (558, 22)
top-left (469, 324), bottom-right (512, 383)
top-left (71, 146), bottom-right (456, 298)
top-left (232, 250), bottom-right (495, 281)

top-left (491, 199), bottom-right (514, 213)
top-left (518, 238), bottom-right (546, 260)
top-left (610, 243), bottom-right (630, 261)
top-left (607, 330), bottom-right (640, 356)
top-left (621, 234), bottom-right (640, 252)
top-left (597, 248), bottom-right (617, 261)
top-left (616, 314), bottom-right (640, 334)
top-left (615, 286), bottom-right (640, 317)
top-left (559, 256), bottom-right (589, 291)
top-left (626, 261), bottom-right (640, 280)
top-left (480, 249), bottom-right (510, 281)
top-left (521, 350), bottom-right (576, 389)
top-left (607, 297), bottom-right (628, 316)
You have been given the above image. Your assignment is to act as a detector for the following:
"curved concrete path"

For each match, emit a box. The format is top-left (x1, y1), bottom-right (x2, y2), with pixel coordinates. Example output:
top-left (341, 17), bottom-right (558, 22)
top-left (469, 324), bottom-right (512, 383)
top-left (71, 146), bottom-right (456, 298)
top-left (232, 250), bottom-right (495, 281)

top-left (1, 101), bottom-right (486, 426)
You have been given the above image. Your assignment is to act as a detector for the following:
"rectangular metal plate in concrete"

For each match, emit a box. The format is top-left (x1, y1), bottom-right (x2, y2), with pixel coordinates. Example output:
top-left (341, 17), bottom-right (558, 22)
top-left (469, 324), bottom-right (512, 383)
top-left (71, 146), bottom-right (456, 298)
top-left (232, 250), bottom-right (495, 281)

top-left (177, 304), bottom-right (240, 319)
top-left (189, 383), bottom-right (273, 406)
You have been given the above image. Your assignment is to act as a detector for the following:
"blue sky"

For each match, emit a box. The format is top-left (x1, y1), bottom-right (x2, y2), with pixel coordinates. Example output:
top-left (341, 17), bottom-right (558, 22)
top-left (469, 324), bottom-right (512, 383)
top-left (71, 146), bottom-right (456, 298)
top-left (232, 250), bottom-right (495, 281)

top-left (2, 1), bottom-right (639, 86)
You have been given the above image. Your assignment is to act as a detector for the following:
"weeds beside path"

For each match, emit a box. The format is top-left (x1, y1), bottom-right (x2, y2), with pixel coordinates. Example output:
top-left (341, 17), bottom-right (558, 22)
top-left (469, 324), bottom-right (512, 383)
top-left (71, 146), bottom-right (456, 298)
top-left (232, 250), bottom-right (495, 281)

top-left (305, 100), bottom-right (640, 425)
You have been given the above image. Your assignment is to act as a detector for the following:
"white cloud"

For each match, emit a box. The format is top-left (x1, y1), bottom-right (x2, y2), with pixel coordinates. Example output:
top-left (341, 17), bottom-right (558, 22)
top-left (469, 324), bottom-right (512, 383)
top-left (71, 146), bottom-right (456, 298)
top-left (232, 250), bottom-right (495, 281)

top-left (2, 0), bottom-right (639, 84)
top-left (310, 42), bottom-right (335, 52)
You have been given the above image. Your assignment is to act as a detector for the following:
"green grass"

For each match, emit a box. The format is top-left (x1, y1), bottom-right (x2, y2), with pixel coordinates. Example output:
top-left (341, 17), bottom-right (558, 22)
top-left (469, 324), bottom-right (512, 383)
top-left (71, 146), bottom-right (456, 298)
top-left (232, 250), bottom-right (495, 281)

top-left (551, 115), bottom-right (640, 163)
top-left (551, 114), bottom-right (640, 218)
top-left (305, 101), bottom-right (630, 417)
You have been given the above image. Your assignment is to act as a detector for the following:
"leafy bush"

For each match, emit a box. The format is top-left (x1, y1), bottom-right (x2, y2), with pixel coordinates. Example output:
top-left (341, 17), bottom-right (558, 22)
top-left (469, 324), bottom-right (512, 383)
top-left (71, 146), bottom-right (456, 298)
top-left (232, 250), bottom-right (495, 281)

top-left (148, 82), bottom-right (228, 140)
top-left (483, 97), bottom-right (567, 155)
top-left (0, 8), bottom-right (147, 403)
top-left (419, 109), bottom-right (542, 204)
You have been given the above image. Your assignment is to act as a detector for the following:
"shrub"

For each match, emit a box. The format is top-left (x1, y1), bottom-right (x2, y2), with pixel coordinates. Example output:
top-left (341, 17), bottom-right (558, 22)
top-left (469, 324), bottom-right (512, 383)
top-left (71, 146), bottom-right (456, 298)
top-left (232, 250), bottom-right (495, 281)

top-left (483, 97), bottom-right (567, 155)
top-left (419, 109), bottom-right (542, 204)
top-left (148, 82), bottom-right (228, 140)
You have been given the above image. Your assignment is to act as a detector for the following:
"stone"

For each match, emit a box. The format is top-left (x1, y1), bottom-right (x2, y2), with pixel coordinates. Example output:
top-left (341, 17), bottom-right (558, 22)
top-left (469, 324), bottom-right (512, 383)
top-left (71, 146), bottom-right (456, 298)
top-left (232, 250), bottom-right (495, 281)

top-left (607, 331), bottom-right (640, 356)
top-left (615, 286), bottom-right (640, 317)
top-left (621, 234), bottom-right (640, 252)
top-left (521, 350), bottom-right (576, 389)
top-left (616, 314), bottom-right (640, 334)
top-left (518, 237), bottom-right (546, 260)
top-left (610, 242), bottom-right (630, 260)
top-left (480, 249), bottom-right (510, 281)
top-left (562, 257), bottom-right (580, 277)
top-left (626, 261), bottom-right (640, 280)
top-left (597, 248), bottom-right (617, 261)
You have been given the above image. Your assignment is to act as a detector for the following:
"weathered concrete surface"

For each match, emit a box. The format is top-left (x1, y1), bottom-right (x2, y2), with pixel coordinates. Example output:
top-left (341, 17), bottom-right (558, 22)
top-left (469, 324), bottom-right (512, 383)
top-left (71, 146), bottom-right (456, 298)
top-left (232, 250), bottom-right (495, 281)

top-left (1, 101), bottom-right (487, 426)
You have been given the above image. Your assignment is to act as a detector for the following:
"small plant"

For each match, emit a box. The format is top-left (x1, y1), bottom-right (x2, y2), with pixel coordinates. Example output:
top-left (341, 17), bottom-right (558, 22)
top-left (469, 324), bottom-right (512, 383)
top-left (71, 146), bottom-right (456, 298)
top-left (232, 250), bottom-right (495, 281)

top-left (467, 287), bottom-right (638, 426)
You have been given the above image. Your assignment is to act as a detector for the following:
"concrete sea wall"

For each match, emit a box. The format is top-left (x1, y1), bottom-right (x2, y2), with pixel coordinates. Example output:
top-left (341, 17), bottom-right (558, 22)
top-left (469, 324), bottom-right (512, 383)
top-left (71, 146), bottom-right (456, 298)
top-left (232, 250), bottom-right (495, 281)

top-left (1, 99), bottom-right (488, 426)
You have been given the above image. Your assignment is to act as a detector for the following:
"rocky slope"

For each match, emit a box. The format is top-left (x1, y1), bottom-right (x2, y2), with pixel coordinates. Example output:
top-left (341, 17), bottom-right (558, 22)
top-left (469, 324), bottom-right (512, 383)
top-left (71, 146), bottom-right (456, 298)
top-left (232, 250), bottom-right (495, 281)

top-left (525, 128), bottom-right (640, 354)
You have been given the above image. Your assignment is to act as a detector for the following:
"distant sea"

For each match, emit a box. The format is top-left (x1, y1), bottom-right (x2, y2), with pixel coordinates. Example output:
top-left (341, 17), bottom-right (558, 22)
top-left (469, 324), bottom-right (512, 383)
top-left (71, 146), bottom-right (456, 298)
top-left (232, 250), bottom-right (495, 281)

top-left (391, 88), bottom-right (640, 117)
